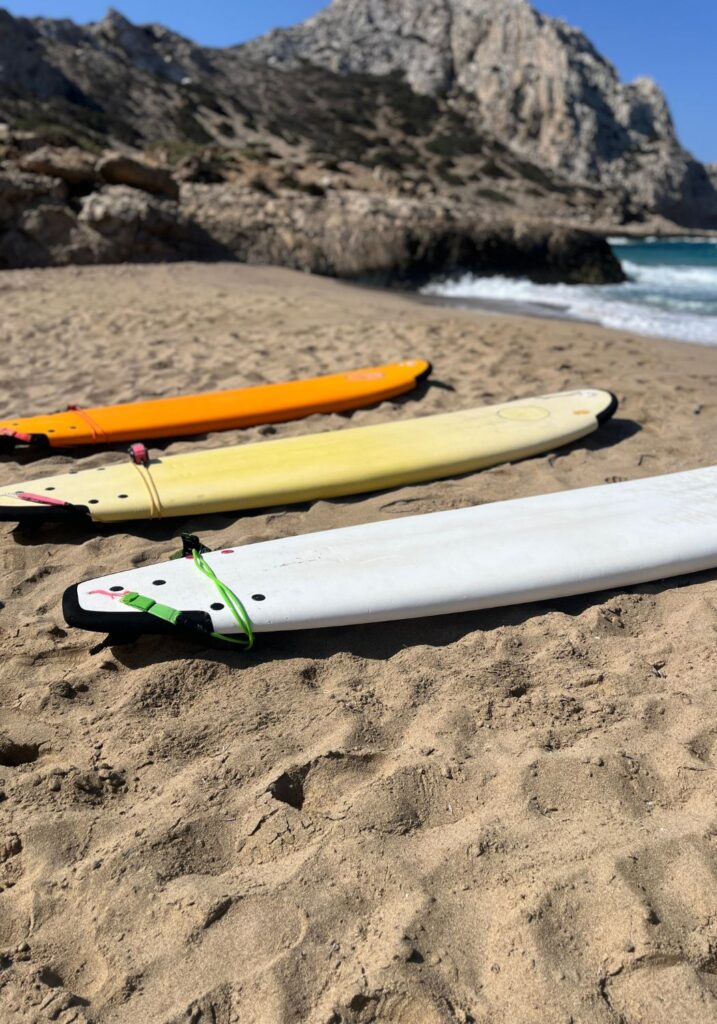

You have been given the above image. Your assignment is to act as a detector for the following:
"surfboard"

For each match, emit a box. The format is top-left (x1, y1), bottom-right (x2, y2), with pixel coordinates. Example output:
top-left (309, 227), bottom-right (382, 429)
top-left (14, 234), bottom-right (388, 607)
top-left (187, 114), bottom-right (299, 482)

top-left (0, 359), bottom-right (431, 451)
top-left (0, 389), bottom-right (616, 524)
top-left (63, 465), bottom-right (717, 644)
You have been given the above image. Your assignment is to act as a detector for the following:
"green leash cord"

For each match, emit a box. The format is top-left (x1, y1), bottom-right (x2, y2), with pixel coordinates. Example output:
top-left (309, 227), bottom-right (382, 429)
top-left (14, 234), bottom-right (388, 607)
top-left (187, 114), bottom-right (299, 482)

top-left (191, 549), bottom-right (254, 648)
top-left (120, 549), bottom-right (255, 649)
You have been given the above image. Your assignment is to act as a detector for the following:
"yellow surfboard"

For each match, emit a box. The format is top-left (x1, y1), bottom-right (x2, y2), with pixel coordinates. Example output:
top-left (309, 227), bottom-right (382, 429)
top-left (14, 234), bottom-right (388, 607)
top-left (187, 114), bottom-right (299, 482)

top-left (0, 390), bottom-right (617, 525)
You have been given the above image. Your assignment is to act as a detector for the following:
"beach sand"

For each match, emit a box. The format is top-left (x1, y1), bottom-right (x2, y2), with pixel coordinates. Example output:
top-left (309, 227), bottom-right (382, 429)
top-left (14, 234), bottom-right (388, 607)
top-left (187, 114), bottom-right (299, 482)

top-left (1, 262), bottom-right (716, 1024)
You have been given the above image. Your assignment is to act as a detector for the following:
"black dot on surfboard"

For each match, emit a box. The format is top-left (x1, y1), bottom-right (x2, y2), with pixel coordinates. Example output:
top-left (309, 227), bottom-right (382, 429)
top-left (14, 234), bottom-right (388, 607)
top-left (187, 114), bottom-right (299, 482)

top-left (210, 602), bottom-right (224, 611)
top-left (69, 426), bottom-right (76, 430)
top-left (252, 594), bottom-right (266, 602)
top-left (109, 586), bottom-right (124, 592)
top-left (152, 580), bottom-right (166, 586)
top-left (45, 487), bottom-right (55, 491)
top-left (88, 499), bottom-right (99, 504)
top-left (48, 429), bottom-right (55, 433)
top-left (118, 494), bottom-right (128, 499)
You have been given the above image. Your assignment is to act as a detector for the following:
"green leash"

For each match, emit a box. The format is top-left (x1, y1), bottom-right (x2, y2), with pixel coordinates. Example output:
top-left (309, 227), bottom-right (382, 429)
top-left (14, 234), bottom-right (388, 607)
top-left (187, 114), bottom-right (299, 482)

top-left (191, 549), bottom-right (254, 647)
top-left (121, 548), bottom-right (255, 649)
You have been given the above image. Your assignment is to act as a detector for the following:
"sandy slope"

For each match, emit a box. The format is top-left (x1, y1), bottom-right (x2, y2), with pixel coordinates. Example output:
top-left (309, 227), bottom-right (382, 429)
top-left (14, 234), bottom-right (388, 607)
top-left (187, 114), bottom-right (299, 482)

top-left (0, 263), bottom-right (716, 1024)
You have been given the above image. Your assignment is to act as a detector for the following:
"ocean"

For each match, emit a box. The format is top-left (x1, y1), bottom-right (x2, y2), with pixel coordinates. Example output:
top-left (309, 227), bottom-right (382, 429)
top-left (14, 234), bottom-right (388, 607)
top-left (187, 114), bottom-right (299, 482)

top-left (422, 238), bottom-right (717, 345)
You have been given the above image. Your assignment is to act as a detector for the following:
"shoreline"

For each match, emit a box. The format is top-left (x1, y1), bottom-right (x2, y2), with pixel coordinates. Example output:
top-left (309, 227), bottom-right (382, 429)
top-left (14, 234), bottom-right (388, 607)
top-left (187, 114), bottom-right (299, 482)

top-left (414, 289), bottom-right (576, 323)
top-left (415, 262), bottom-right (717, 348)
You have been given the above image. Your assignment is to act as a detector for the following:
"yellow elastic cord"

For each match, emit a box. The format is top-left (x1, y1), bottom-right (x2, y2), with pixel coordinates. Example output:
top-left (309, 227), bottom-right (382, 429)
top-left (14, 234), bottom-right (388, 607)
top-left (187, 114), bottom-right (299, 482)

top-left (130, 461), bottom-right (164, 518)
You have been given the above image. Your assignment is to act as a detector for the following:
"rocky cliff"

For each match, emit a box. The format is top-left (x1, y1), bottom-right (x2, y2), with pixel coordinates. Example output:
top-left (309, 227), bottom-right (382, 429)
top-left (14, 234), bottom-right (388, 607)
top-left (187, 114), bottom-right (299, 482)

top-left (243, 0), bottom-right (717, 227)
top-left (0, 4), bottom-right (709, 278)
top-left (0, 7), bottom-right (604, 216)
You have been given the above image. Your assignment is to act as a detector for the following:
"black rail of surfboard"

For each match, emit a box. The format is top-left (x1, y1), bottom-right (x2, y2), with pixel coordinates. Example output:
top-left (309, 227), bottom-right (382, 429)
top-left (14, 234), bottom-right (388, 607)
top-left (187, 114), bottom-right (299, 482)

top-left (0, 503), bottom-right (91, 523)
top-left (0, 433), bottom-right (51, 454)
top-left (597, 391), bottom-right (619, 423)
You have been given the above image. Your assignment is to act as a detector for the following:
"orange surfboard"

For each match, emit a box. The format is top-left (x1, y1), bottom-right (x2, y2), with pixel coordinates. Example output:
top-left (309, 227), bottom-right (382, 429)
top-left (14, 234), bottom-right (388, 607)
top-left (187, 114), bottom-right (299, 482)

top-left (0, 360), bottom-right (431, 451)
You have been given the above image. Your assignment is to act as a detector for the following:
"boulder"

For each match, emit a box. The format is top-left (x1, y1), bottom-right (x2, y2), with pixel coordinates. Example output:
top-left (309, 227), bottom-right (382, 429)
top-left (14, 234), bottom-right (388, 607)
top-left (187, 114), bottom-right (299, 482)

top-left (96, 154), bottom-right (180, 200)
top-left (0, 167), bottom-right (92, 267)
top-left (20, 145), bottom-right (97, 188)
top-left (0, 166), bottom-right (66, 221)
top-left (78, 185), bottom-right (224, 260)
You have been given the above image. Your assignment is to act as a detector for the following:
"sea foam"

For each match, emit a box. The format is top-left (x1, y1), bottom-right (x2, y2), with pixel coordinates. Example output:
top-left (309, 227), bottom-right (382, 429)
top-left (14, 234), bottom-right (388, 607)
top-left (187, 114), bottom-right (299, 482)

top-left (422, 240), bottom-right (717, 345)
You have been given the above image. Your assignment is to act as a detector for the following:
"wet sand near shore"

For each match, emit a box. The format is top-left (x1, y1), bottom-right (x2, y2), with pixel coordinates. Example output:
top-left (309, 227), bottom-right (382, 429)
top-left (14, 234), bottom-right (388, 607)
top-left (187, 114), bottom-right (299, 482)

top-left (1, 262), bottom-right (716, 1023)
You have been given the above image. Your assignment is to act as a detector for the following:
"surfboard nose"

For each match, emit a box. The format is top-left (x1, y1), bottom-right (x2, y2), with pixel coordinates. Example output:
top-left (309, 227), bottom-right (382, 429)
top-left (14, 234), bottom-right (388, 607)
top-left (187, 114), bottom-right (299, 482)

top-left (597, 390), bottom-right (619, 423)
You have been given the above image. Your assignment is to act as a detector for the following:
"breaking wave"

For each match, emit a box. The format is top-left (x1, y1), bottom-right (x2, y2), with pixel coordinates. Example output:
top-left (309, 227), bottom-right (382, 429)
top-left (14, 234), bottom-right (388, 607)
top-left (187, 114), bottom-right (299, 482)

top-left (422, 239), bottom-right (717, 345)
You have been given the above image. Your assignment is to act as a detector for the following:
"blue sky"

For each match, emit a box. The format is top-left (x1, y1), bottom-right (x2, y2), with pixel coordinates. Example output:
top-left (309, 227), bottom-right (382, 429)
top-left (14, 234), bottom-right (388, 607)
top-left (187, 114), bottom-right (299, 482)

top-left (5, 1), bottom-right (716, 162)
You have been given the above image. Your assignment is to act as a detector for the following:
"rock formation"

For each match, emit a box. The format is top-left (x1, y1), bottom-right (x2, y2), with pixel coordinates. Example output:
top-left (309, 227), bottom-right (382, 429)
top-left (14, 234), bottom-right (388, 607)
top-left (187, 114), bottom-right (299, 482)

top-left (0, 4), bottom-right (711, 277)
top-left (243, 0), bottom-right (717, 226)
top-left (0, 161), bottom-right (623, 284)
top-left (97, 155), bottom-right (180, 200)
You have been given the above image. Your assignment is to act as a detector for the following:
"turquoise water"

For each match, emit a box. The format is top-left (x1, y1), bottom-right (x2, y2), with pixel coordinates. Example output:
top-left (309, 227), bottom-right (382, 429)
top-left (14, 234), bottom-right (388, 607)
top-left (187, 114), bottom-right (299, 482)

top-left (424, 237), bottom-right (717, 344)
top-left (610, 238), bottom-right (717, 319)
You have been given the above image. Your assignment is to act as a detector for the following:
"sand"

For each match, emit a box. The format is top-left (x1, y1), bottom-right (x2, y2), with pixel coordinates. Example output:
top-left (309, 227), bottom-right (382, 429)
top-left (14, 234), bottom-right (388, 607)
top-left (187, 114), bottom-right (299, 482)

top-left (0, 262), bottom-right (716, 1024)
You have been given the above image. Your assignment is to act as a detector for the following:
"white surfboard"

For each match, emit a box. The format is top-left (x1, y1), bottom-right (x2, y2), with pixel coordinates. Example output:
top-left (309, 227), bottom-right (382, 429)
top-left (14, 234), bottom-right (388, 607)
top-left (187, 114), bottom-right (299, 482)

top-left (63, 466), bottom-right (717, 643)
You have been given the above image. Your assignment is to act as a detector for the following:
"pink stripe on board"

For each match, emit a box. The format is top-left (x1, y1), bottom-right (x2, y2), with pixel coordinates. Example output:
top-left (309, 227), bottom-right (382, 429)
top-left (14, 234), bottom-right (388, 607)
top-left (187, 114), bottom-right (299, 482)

top-left (17, 491), bottom-right (70, 508)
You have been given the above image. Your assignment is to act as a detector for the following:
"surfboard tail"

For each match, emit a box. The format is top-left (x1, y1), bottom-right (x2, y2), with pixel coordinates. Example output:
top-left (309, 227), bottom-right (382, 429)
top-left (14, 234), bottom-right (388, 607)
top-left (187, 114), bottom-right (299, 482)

top-left (62, 583), bottom-right (219, 641)
top-left (0, 500), bottom-right (90, 524)
top-left (0, 430), bottom-right (51, 454)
